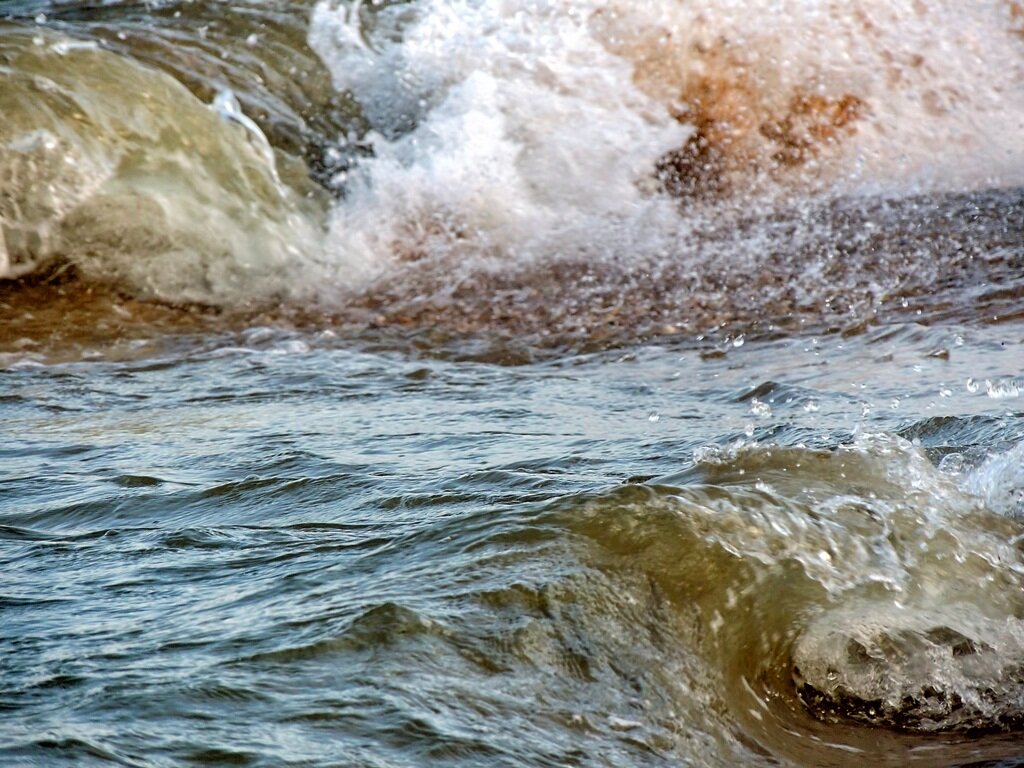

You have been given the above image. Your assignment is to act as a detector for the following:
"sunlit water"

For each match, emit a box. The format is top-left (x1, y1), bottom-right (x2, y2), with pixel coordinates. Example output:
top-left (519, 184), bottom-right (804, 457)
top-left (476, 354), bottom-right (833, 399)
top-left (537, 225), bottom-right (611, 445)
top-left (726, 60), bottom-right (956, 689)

top-left (2, 1), bottom-right (1024, 766)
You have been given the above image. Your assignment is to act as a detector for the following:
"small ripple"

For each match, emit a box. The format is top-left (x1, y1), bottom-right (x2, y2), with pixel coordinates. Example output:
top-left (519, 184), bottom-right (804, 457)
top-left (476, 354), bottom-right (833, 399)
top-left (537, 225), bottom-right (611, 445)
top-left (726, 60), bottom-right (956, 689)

top-left (243, 603), bottom-right (447, 664)
top-left (181, 747), bottom-right (257, 766)
top-left (0, 524), bottom-right (60, 541)
top-left (27, 673), bottom-right (87, 691)
top-left (157, 528), bottom-right (249, 551)
top-left (186, 682), bottom-right (272, 705)
top-left (110, 474), bottom-right (166, 488)
top-left (19, 737), bottom-right (143, 767)
top-left (0, 594), bottom-right (74, 609)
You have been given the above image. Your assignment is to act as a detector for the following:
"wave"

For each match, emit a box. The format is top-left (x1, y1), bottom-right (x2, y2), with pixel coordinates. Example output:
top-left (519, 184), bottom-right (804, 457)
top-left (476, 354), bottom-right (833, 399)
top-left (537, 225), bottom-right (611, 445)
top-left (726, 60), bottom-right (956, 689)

top-left (539, 434), bottom-right (1024, 760)
top-left (2, 1), bottom-right (1023, 346)
top-left (309, 0), bottom-right (1024, 275)
top-left (294, 432), bottom-right (1024, 764)
top-left (0, 25), bottom-right (328, 302)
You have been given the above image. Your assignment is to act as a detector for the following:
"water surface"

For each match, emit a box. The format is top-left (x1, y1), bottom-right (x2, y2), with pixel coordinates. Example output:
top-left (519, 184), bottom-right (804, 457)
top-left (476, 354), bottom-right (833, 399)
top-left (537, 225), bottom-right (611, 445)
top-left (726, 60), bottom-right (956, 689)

top-left (2, 2), bottom-right (1024, 766)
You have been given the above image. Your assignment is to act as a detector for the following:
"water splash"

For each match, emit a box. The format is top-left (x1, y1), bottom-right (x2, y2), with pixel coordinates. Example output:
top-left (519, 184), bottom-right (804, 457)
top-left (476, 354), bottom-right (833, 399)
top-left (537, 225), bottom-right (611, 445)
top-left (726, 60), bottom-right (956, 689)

top-left (211, 88), bottom-right (282, 188)
top-left (604, 434), bottom-right (1024, 736)
top-left (2, 2), bottom-right (1023, 345)
top-left (308, 0), bottom-right (1024, 286)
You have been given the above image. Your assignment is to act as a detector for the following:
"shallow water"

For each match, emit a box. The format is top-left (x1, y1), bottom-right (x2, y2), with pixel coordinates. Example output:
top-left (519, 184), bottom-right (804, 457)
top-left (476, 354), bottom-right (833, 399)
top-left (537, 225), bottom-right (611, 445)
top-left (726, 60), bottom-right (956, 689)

top-left (2, 1), bottom-right (1024, 766)
top-left (4, 324), bottom-right (1024, 766)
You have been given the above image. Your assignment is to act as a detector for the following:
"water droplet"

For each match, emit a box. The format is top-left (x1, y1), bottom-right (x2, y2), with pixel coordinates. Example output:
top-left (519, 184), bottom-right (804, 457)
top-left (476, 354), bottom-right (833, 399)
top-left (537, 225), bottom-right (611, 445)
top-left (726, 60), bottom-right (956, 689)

top-left (732, 335), bottom-right (745, 348)
top-left (710, 611), bottom-right (725, 634)
top-left (34, 12), bottom-right (46, 24)
top-left (938, 453), bottom-right (966, 475)
top-left (750, 398), bottom-right (771, 417)
top-left (803, 400), bottom-right (820, 413)
top-left (939, 387), bottom-right (952, 398)
top-left (966, 377), bottom-right (979, 393)
top-left (647, 411), bottom-right (660, 423)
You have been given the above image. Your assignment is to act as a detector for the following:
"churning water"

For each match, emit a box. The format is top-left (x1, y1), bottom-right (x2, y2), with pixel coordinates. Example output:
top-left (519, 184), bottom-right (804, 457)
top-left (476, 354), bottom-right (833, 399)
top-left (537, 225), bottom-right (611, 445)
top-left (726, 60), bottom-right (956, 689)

top-left (1, 1), bottom-right (1024, 766)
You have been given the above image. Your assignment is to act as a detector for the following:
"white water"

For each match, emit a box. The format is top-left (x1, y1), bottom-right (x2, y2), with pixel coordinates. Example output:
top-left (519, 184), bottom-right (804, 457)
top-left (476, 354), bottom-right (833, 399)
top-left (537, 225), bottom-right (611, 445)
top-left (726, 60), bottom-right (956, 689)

top-left (3, 1), bottom-right (1023, 305)
top-left (309, 0), bottom-right (1024, 285)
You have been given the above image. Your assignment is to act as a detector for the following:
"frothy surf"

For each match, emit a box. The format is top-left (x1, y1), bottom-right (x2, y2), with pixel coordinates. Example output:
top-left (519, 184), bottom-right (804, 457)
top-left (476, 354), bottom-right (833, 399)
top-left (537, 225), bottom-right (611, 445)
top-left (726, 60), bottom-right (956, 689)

top-left (1, 0), bottom-right (1022, 341)
top-left (308, 0), bottom-right (1024, 285)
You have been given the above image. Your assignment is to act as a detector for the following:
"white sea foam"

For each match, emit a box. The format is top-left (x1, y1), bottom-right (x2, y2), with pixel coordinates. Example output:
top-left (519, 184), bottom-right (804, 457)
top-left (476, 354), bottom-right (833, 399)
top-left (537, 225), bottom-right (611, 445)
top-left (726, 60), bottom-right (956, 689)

top-left (309, 0), bottom-right (1024, 285)
top-left (309, 0), bottom-right (692, 286)
top-left (963, 440), bottom-right (1024, 518)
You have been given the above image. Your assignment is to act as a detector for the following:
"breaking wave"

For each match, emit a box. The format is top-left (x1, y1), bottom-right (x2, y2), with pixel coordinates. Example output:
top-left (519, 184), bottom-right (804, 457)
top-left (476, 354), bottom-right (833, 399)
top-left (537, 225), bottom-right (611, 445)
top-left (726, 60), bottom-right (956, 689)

top-left (311, 0), bottom-right (1024, 280)
top-left (550, 433), bottom-right (1024, 758)
top-left (1, 0), bottom-right (1023, 344)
